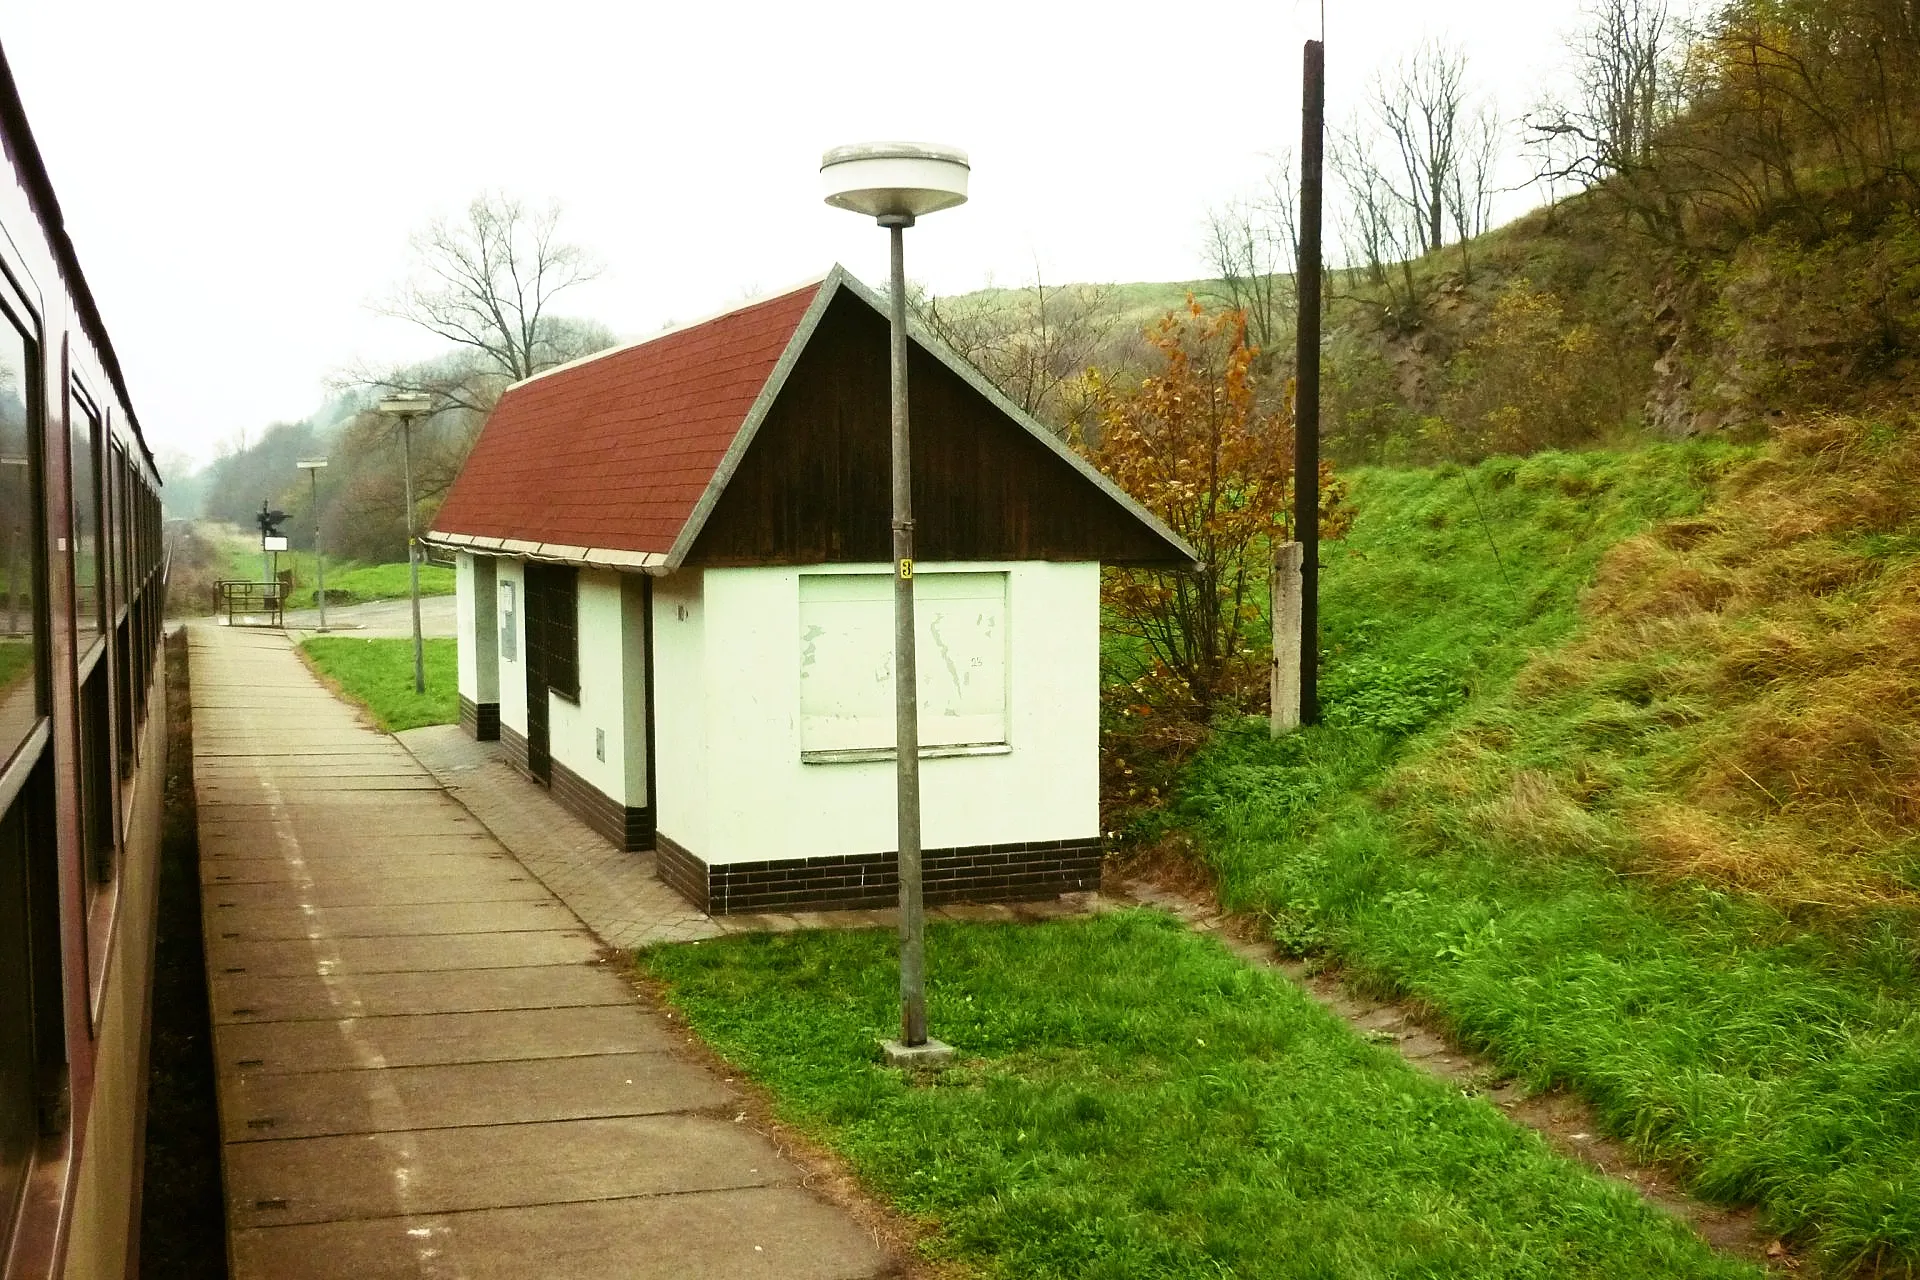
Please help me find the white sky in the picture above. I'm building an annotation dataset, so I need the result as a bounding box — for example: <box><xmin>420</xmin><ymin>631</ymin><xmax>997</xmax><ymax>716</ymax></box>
<box><xmin>5</xmin><ymin>0</ymin><xmax>1589</xmax><ymax>469</ymax></box>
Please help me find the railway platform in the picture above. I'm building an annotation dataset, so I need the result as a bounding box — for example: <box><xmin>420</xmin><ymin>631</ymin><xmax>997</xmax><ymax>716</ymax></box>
<box><xmin>189</xmin><ymin>623</ymin><xmax>886</xmax><ymax>1279</ymax></box>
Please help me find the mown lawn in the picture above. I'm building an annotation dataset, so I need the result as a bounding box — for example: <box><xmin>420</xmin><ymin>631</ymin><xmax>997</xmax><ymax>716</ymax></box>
<box><xmin>299</xmin><ymin>636</ymin><xmax>456</xmax><ymax>732</ymax></box>
<box><xmin>224</xmin><ymin>547</ymin><xmax>453</xmax><ymax>606</ymax></box>
<box><xmin>641</xmin><ymin>912</ymin><xmax>1756</xmax><ymax>1280</ymax></box>
<box><xmin>1161</xmin><ymin>440</ymin><xmax>1920</xmax><ymax>1273</ymax></box>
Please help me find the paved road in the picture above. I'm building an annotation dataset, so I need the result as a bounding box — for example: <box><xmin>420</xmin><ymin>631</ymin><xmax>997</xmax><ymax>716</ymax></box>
<box><xmin>190</xmin><ymin>624</ymin><xmax>886</xmax><ymax>1279</ymax></box>
<box><xmin>280</xmin><ymin>593</ymin><xmax>456</xmax><ymax>639</ymax></box>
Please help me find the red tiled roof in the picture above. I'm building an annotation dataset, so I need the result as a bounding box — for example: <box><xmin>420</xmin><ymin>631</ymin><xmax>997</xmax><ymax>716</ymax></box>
<box><xmin>431</xmin><ymin>280</ymin><xmax>823</xmax><ymax>556</ymax></box>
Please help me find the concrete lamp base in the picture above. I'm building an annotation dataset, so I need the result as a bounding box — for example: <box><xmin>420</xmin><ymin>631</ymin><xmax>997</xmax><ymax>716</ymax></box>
<box><xmin>881</xmin><ymin>1038</ymin><xmax>956</xmax><ymax>1070</ymax></box>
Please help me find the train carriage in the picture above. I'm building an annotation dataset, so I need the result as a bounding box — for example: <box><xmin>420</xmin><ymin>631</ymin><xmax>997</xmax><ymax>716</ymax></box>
<box><xmin>0</xmin><ymin>41</ymin><xmax>170</xmax><ymax>1280</ymax></box>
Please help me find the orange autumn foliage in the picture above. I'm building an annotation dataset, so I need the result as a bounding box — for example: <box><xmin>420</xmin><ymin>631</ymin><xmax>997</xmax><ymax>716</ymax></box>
<box><xmin>1088</xmin><ymin>301</ymin><xmax>1350</xmax><ymax>715</ymax></box>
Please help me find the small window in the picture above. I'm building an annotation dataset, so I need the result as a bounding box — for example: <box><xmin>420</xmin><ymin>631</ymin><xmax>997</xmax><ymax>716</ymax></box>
<box><xmin>499</xmin><ymin>580</ymin><xmax>517</xmax><ymax>662</ymax></box>
<box><xmin>799</xmin><ymin>571</ymin><xmax>1008</xmax><ymax>755</ymax></box>
<box><xmin>68</xmin><ymin>389</ymin><xmax>102</xmax><ymax>651</ymax></box>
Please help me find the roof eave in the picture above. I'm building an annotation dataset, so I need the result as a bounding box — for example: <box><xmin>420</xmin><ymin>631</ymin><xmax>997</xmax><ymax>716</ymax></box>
<box><xmin>423</xmin><ymin>530</ymin><xmax>671</xmax><ymax>572</ymax></box>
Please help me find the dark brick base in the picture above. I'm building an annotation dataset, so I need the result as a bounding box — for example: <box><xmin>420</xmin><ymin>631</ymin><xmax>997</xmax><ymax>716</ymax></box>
<box><xmin>458</xmin><ymin>695</ymin><xmax>500</xmax><ymax>741</ymax></box>
<box><xmin>550</xmin><ymin>756</ymin><xmax>652</xmax><ymax>852</ymax></box>
<box><xmin>500</xmin><ymin>722</ymin><xmax>528</xmax><ymax>773</ymax></box>
<box><xmin>653</xmin><ymin>834</ymin><xmax>1103</xmax><ymax>915</ymax></box>
<box><xmin>655</xmin><ymin>833</ymin><xmax>709</xmax><ymax>913</ymax></box>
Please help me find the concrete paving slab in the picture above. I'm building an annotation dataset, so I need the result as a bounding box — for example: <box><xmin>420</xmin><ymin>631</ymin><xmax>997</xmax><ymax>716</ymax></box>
<box><xmin>195</xmin><ymin>760</ymin><xmax>428</xmax><ymax>780</ymax></box>
<box><xmin>203</xmin><ymin>871</ymin><xmax>550</xmax><ymax>909</ymax></box>
<box><xmin>212</xmin><ymin>1004</ymin><xmax>678</xmax><ymax>1075</ymax></box>
<box><xmin>222</xmin><ymin>1052</ymin><xmax>733</xmax><ymax>1142</ymax></box>
<box><xmin>226</xmin><ymin>1114</ymin><xmax>793</xmax><ymax>1227</ymax></box>
<box><xmin>204</xmin><ymin>930</ymin><xmax>603</xmax><ymax>978</ymax></box>
<box><xmin>229</xmin><ymin>1186</ymin><xmax>888</xmax><ymax>1280</ymax></box>
<box><xmin>205</xmin><ymin>897</ymin><xmax>570</xmax><ymax>941</ymax></box>
<box><xmin>210</xmin><ymin>963</ymin><xmax>636</xmax><ymax>1024</ymax></box>
<box><xmin>202</xmin><ymin>849</ymin><xmax>518</xmax><ymax>886</ymax></box>
<box><xmin>200</xmin><ymin>827</ymin><xmax>492</xmax><ymax>854</ymax></box>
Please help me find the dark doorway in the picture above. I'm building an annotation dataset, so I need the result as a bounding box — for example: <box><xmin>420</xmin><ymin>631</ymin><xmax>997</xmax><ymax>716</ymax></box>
<box><xmin>522</xmin><ymin>563</ymin><xmax>578</xmax><ymax>788</ymax></box>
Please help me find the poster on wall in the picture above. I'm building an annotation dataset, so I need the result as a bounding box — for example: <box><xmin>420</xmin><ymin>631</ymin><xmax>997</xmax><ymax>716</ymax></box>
<box><xmin>799</xmin><ymin>571</ymin><xmax>1008</xmax><ymax>754</ymax></box>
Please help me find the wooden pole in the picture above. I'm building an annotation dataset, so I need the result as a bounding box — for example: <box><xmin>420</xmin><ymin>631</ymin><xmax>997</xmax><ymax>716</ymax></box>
<box><xmin>1294</xmin><ymin>39</ymin><xmax>1325</xmax><ymax>726</ymax></box>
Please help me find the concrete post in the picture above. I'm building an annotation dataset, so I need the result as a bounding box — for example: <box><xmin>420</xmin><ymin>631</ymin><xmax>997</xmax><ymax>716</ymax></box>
<box><xmin>1271</xmin><ymin>541</ymin><xmax>1303</xmax><ymax>736</ymax></box>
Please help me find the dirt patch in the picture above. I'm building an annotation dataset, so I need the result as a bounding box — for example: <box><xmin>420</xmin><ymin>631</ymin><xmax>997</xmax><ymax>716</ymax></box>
<box><xmin>1111</xmin><ymin>871</ymin><xmax>1795</xmax><ymax>1273</ymax></box>
<box><xmin>139</xmin><ymin>626</ymin><xmax>230</xmax><ymax>1276</ymax></box>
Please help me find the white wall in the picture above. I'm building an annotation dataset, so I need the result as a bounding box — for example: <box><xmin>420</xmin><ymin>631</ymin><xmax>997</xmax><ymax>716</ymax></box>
<box><xmin>546</xmin><ymin>569</ymin><xmax>645</xmax><ymax>806</ymax></box>
<box><xmin>620</xmin><ymin>575</ymin><xmax>651</xmax><ymax>807</ymax></box>
<box><xmin>496</xmin><ymin>557</ymin><xmax>527</xmax><ymax>736</ymax></box>
<box><xmin>454</xmin><ymin>553</ymin><xmax>499</xmax><ymax>706</ymax></box>
<box><xmin>656</xmin><ymin>561</ymin><xmax>1098</xmax><ymax>866</ymax></box>
<box><xmin>652</xmin><ymin>571</ymin><xmax>708</xmax><ymax>854</ymax></box>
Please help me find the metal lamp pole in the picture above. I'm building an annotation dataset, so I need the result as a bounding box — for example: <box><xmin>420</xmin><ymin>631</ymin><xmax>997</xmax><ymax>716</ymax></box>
<box><xmin>821</xmin><ymin>142</ymin><xmax>970</xmax><ymax>1067</ymax></box>
<box><xmin>880</xmin><ymin>211</ymin><xmax>927</xmax><ymax>1047</ymax></box>
<box><xmin>299</xmin><ymin>458</ymin><xmax>329</xmax><ymax>633</ymax></box>
<box><xmin>378</xmin><ymin>394</ymin><xmax>434</xmax><ymax>693</ymax></box>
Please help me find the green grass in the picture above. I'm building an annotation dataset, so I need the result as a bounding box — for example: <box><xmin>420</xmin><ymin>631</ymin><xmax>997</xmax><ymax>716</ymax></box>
<box><xmin>1165</xmin><ymin>444</ymin><xmax>1920</xmax><ymax>1273</ymax></box>
<box><xmin>299</xmin><ymin>637</ymin><xmax>457</xmax><ymax>732</ymax></box>
<box><xmin>641</xmin><ymin>913</ymin><xmax>1758</xmax><ymax>1279</ymax></box>
<box><xmin>223</xmin><ymin>547</ymin><xmax>453</xmax><ymax>606</ymax></box>
<box><xmin>0</xmin><ymin>637</ymin><xmax>31</xmax><ymax>695</ymax></box>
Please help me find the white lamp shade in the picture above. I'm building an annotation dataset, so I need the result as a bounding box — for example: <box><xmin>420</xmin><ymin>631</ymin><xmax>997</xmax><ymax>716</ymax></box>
<box><xmin>821</xmin><ymin>142</ymin><xmax>969</xmax><ymax>219</ymax></box>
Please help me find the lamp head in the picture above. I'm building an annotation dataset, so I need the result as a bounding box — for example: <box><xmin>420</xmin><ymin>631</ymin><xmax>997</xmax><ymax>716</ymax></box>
<box><xmin>376</xmin><ymin>393</ymin><xmax>434</xmax><ymax>417</ymax></box>
<box><xmin>821</xmin><ymin>142</ymin><xmax>969</xmax><ymax>221</ymax></box>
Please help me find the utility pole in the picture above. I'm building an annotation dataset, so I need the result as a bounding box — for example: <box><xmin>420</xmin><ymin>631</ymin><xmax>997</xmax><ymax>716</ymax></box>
<box><xmin>1295</xmin><ymin>38</ymin><xmax>1325</xmax><ymax>726</ymax></box>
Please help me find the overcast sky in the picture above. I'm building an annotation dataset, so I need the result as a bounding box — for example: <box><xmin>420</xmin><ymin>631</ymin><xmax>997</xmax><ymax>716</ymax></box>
<box><xmin>6</xmin><ymin>0</ymin><xmax>1593</xmax><ymax>471</ymax></box>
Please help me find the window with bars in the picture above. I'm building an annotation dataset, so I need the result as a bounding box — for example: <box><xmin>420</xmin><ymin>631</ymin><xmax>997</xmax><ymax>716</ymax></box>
<box><xmin>526</xmin><ymin>563</ymin><xmax>579</xmax><ymax>702</ymax></box>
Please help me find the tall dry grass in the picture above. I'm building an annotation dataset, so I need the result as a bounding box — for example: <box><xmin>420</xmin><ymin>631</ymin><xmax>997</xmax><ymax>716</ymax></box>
<box><xmin>1461</xmin><ymin>411</ymin><xmax>1920</xmax><ymax>911</ymax></box>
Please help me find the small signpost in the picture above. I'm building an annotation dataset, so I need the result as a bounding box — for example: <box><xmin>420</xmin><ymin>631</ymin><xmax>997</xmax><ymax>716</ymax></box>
<box><xmin>256</xmin><ymin>501</ymin><xmax>289</xmax><ymax>609</ymax></box>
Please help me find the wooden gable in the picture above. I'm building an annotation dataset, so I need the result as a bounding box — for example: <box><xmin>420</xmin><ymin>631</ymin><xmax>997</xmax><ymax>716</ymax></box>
<box><xmin>686</xmin><ymin>289</ymin><xmax>1189</xmax><ymax>568</ymax></box>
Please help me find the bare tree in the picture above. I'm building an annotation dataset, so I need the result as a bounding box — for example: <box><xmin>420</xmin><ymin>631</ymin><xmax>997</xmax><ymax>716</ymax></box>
<box><xmin>919</xmin><ymin>268</ymin><xmax>1123</xmax><ymax>436</ymax></box>
<box><xmin>386</xmin><ymin>193</ymin><xmax>606</xmax><ymax>381</ymax></box>
<box><xmin>1527</xmin><ymin>0</ymin><xmax>1677</xmax><ymax>190</ymax></box>
<box><xmin>1376</xmin><ymin>41</ymin><xmax>1472</xmax><ymax>256</ymax></box>
<box><xmin>1447</xmin><ymin>104</ymin><xmax>1503</xmax><ymax>280</ymax></box>
<box><xmin>349</xmin><ymin>192</ymin><xmax>613</xmax><ymax>425</ymax></box>
<box><xmin>1331</xmin><ymin>124</ymin><xmax>1428</xmax><ymax>327</ymax></box>
<box><xmin>1202</xmin><ymin>151</ymin><xmax>1299</xmax><ymax>360</ymax></box>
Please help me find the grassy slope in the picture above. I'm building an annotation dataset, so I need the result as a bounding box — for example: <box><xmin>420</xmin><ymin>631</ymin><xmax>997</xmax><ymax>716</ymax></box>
<box><xmin>298</xmin><ymin>637</ymin><xmax>457</xmax><ymax>732</ymax></box>
<box><xmin>644</xmin><ymin>913</ymin><xmax>1755</xmax><ymax>1280</ymax></box>
<box><xmin>1179</xmin><ymin>435</ymin><xmax>1920</xmax><ymax>1273</ymax></box>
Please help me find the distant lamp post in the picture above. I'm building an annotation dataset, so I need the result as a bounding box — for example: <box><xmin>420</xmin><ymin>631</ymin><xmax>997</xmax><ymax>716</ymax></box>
<box><xmin>820</xmin><ymin>141</ymin><xmax>969</xmax><ymax>1068</ymax></box>
<box><xmin>297</xmin><ymin>458</ymin><xmax>329</xmax><ymax>633</ymax></box>
<box><xmin>377</xmin><ymin>393</ymin><xmax>434</xmax><ymax>693</ymax></box>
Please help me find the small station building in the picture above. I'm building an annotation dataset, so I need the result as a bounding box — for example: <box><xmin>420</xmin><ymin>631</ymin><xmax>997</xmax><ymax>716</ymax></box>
<box><xmin>427</xmin><ymin>267</ymin><xmax>1193</xmax><ymax>914</ymax></box>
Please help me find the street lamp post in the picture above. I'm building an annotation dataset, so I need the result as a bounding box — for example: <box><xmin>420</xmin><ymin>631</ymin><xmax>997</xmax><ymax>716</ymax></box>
<box><xmin>821</xmin><ymin>141</ymin><xmax>969</xmax><ymax>1068</ymax></box>
<box><xmin>298</xmin><ymin>458</ymin><xmax>329</xmax><ymax>633</ymax></box>
<box><xmin>377</xmin><ymin>394</ymin><xmax>434</xmax><ymax>693</ymax></box>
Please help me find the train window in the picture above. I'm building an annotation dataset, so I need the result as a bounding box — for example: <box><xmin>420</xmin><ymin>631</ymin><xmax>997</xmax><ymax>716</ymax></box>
<box><xmin>0</xmin><ymin>315</ymin><xmax>42</xmax><ymax>773</ymax></box>
<box><xmin>69</xmin><ymin>389</ymin><xmax>102</xmax><ymax>653</ymax></box>
<box><xmin>0</xmin><ymin>762</ymin><xmax>60</xmax><ymax>1262</ymax></box>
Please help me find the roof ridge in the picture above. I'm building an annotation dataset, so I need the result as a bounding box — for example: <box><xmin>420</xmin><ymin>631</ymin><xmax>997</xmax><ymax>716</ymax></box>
<box><xmin>510</xmin><ymin>270</ymin><xmax>834</xmax><ymax>391</ymax></box>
